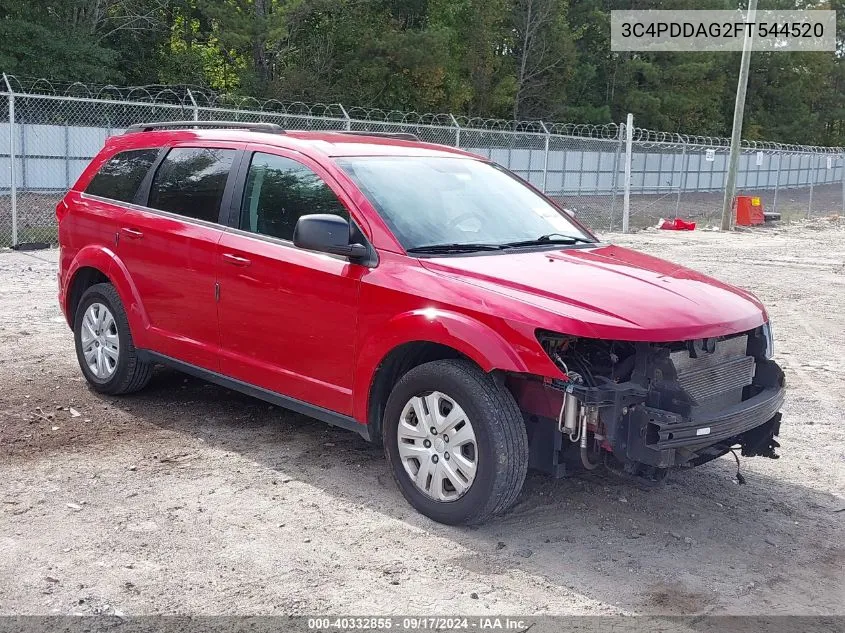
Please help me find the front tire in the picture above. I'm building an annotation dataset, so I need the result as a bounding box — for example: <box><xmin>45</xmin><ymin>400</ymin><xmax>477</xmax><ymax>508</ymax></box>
<box><xmin>73</xmin><ymin>283</ymin><xmax>152</xmax><ymax>395</ymax></box>
<box><xmin>383</xmin><ymin>359</ymin><xmax>528</xmax><ymax>525</ymax></box>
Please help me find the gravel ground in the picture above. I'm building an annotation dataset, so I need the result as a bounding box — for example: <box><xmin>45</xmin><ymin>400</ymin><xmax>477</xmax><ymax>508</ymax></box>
<box><xmin>0</xmin><ymin>219</ymin><xmax>842</xmax><ymax>617</ymax></box>
<box><xmin>558</xmin><ymin>183</ymin><xmax>845</xmax><ymax>233</ymax></box>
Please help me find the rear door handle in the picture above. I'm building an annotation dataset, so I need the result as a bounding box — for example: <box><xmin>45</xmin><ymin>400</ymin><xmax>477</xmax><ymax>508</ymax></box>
<box><xmin>121</xmin><ymin>227</ymin><xmax>144</xmax><ymax>239</ymax></box>
<box><xmin>222</xmin><ymin>253</ymin><xmax>251</xmax><ymax>267</ymax></box>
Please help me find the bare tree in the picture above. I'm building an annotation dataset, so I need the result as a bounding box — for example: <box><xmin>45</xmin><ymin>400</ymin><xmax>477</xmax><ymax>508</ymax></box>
<box><xmin>63</xmin><ymin>0</ymin><xmax>168</xmax><ymax>42</ymax></box>
<box><xmin>512</xmin><ymin>0</ymin><xmax>567</xmax><ymax>120</ymax></box>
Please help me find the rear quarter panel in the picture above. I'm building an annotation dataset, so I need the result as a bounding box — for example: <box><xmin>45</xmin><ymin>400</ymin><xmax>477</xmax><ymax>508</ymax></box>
<box><xmin>58</xmin><ymin>138</ymin><xmax>158</xmax><ymax>332</ymax></box>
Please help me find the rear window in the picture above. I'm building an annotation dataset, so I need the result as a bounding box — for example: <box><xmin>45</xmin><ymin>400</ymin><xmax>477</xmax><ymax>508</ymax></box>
<box><xmin>147</xmin><ymin>147</ymin><xmax>236</xmax><ymax>223</ymax></box>
<box><xmin>84</xmin><ymin>149</ymin><xmax>159</xmax><ymax>203</ymax></box>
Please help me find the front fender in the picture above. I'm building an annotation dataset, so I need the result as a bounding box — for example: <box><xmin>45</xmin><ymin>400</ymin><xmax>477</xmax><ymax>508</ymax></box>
<box><xmin>63</xmin><ymin>246</ymin><xmax>150</xmax><ymax>346</ymax></box>
<box><xmin>352</xmin><ymin>308</ymin><xmax>546</xmax><ymax>422</ymax></box>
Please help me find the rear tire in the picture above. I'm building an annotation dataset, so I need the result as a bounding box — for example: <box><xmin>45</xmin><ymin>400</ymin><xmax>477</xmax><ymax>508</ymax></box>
<box><xmin>73</xmin><ymin>283</ymin><xmax>152</xmax><ymax>395</ymax></box>
<box><xmin>383</xmin><ymin>359</ymin><xmax>528</xmax><ymax>525</ymax></box>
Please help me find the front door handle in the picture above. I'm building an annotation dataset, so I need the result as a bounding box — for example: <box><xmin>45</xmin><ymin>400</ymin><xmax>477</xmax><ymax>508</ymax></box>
<box><xmin>121</xmin><ymin>227</ymin><xmax>144</xmax><ymax>239</ymax></box>
<box><xmin>222</xmin><ymin>253</ymin><xmax>251</xmax><ymax>267</ymax></box>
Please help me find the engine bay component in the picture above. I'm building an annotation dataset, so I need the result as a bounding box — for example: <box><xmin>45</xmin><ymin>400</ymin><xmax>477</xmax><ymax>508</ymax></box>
<box><xmin>560</xmin><ymin>391</ymin><xmax>580</xmax><ymax>435</ymax></box>
<box><xmin>579</xmin><ymin>406</ymin><xmax>600</xmax><ymax>471</ymax></box>
<box><xmin>516</xmin><ymin>326</ymin><xmax>784</xmax><ymax>480</ymax></box>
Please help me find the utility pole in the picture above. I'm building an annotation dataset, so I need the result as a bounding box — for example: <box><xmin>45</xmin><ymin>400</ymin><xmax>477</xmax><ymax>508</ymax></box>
<box><xmin>622</xmin><ymin>113</ymin><xmax>633</xmax><ymax>233</ymax></box>
<box><xmin>720</xmin><ymin>0</ymin><xmax>757</xmax><ymax>231</ymax></box>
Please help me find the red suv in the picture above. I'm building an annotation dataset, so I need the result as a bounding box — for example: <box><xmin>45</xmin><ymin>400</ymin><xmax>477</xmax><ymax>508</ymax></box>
<box><xmin>57</xmin><ymin>122</ymin><xmax>785</xmax><ymax>525</ymax></box>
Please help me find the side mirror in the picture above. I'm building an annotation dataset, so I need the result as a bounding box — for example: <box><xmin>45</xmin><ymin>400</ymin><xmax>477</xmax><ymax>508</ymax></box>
<box><xmin>293</xmin><ymin>214</ymin><xmax>368</xmax><ymax>260</ymax></box>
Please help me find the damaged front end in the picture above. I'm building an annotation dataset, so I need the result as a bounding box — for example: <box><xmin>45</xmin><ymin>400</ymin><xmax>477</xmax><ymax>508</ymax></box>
<box><xmin>508</xmin><ymin>325</ymin><xmax>785</xmax><ymax>480</ymax></box>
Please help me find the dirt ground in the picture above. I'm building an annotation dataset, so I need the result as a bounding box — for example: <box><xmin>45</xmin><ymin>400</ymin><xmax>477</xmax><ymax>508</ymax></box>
<box><xmin>0</xmin><ymin>219</ymin><xmax>842</xmax><ymax>617</ymax></box>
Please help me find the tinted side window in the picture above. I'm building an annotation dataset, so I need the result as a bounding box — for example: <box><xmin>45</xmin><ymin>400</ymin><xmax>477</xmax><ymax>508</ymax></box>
<box><xmin>148</xmin><ymin>147</ymin><xmax>236</xmax><ymax>223</ymax></box>
<box><xmin>240</xmin><ymin>153</ymin><xmax>348</xmax><ymax>241</ymax></box>
<box><xmin>85</xmin><ymin>149</ymin><xmax>159</xmax><ymax>203</ymax></box>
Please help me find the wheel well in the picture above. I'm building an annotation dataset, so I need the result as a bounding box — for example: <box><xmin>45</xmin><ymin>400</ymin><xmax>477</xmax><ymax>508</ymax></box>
<box><xmin>367</xmin><ymin>341</ymin><xmax>472</xmax><ymax>443</ymax></box>
<box><xmin>68</xmin><ymin>267</ymin><xmax>110</xmax><ymax>324</ymax></box>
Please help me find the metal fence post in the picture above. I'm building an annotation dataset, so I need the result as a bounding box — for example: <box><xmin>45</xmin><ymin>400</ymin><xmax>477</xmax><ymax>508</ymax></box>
<box><xmin>674</xmin><ymin>139</ymin><xmax>688</xmax><ymax>216</ymax></box>
<box><xmin>450</xmin><ymin>114</ymin><xmax>461</xmax><ymax>149</ymax></box>
<box><xmin>64</xmin><ymin>124</ymin><xmax>70</xmax><ymax>192</ymax></box>
<box><xmin>576</xmin><ymin>138</ymin><xmax>585</xmax><ymax>196</ymax></box>
<box><xmin>19</xmin><ymin>111</ymin><xmax>26</xmax><ymax>192</ymax></box>
<box><xmin>622</xmin><ymin>113</ymin><xmax>633</xmax><ymax>233</ymax></box>
<box><xmin>186</xmin><ymin>89</ymin><xmax>199</xmax><ymax>121</ymax></box>
<box><xmin>539</xmin><ymin>121</ymin><xmax>550</xmax><ymax>193</ymax></box>
<box><xmin>772</xmin><ymin>151</ymin><xmax>782</xmax><ymax>215</ymax></box>
<box><xmin>609</xmin><ymin>123</ymin><xmax>624</xmax><ymax>231</ymax></box>
<box><xmin>339</xmin><ymin>104</ymin><xmax>351</xmax><ymax>132</ymax></box>
<box><xmin>3</xmin><ymin>73</ymin><xmax>17</xmax><ymax>247</ymax></box>
<box><xmin>808</xmin><ymin>152</ymin><xmax>818</xmax><ymax>218</ymax></box>
<box><xmin>841</xmin><ymin>153</ymin><xmax>845</xmax><ymax>216</ymax></box>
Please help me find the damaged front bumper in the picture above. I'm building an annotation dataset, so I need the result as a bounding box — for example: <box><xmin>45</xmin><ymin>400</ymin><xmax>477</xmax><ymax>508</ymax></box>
<box><xmin>622</xmin><ymin>372</ymin><xmax>784</xmax><ymax>469</ymax></box>
<box><xmin>510</xmin><ymin>328</ymin><xmax>786</xmax><ymax>477</ymax></box>
<box><xmin>634</xmin><ymin>387</ymin><xmax>783</xmax><ymax>454</ymax></box>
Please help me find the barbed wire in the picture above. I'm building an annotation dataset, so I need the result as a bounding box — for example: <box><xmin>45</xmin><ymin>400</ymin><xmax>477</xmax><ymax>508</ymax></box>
<box><xmin>629</xmin><ymin>126</ymin><xmax>841</xmax><ymax>154</ymax></box>
<box><xmin>1</xmin><ymin>74</ymin><xmax>842</xmax><ymax>154</ymax></box>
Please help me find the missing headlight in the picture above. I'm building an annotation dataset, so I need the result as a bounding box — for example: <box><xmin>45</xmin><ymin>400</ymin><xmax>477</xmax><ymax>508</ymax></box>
<box><xmin>535</xmin><ymin>330</ymin><xmax>637</xmax><ymax>386</ymax></box>
<box><xmin>762</xmin><ymin>321</ymin><xmax>774</xmax><ymax>359</ymax></box>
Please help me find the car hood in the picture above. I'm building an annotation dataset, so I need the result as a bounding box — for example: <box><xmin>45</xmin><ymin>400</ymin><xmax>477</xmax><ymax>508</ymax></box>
<box><xmin>419</xmin><ymin>244</ymin><xmax>768</xmax><ymax>341</ymax></box>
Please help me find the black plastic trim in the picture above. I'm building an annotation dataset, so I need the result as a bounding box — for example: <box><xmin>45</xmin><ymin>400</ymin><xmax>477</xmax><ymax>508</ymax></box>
<box><xmin>137</xmin><ymin>350</ymin><xmax>371</xmax><ymax>441</ymax></box>
<box><xmin>218</xmin><ymin>150</ymin><xmax>248</xmax><ymax>225</ymax></box>
<box><xmin>336</xmin><ymin>131</ymin><xmax>419</xmax><ymax>141</ymax></box>
<box><xmin>125</xmin><ymin>121</ymin><xmax>284</xmax><ymax>134</ymax></box>
<box><xmin>131</xmin><ymin>146</ymin><xmax>168</xmax><ymax>207</ymax></box>
<box><xmin>644</xmin><ymin>386</ymin><xmax>785</xmax><ymax>450</ymax></box>
<box><xmin>226</xmin><ymin>148</ymin><xmax>252</xmax><ymax>228</ymax></box>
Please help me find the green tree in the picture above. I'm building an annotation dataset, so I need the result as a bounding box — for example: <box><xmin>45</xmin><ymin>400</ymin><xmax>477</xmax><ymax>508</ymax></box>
<box><xmin>0</xmin><ymin>0</ymin><xmax>843</xmax><ymax>146</ymax></box>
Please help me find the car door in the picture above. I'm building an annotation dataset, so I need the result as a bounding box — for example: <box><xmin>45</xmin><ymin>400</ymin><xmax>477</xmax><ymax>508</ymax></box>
<box><xmin>116</xmin><ymin>141</ymin><xmax>244</xmax><ymax>371</ymax></box>
<box><xmin>217</xmin><ymin>148</ymin><xmax>365</xmax><ymax>415</ymax></box>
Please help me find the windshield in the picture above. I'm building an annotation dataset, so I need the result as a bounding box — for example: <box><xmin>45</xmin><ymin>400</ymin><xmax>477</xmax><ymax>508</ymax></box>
<box><xmin>337</xmin><ymin>157</ymin><xmax>593</xmax><ymax>251</ymax></box>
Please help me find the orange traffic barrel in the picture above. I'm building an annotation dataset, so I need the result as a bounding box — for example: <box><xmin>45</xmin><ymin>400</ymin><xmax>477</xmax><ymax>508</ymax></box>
<box><xmin>735</xmin><ymin>195</ymin><xmax>765</xmax><ymax>226</ymax></box>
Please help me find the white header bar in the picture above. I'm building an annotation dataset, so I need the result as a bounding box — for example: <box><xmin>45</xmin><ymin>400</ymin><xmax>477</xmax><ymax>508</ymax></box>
<box><xmin>611</xmin><ymin>10</ymin><xmax>836</xmax><ymax>52</ymax></box>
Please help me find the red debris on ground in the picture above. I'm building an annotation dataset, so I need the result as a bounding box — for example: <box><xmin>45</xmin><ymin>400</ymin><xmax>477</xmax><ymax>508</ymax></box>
<box><xmin>657</xmin><ymin>217</ymin><xmax>696</xmax><ymax>231</ymax></box>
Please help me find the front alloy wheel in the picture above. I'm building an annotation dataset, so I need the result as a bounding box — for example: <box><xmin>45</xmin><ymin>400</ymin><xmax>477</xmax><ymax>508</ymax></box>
<box><xmin>383</xmin><ymin>359</ymin><xmax>529</xmax><ymax>525</ymax></box>
<box><xmin>397</xmin><ymin>391</ymin><xmax>478</xmax><ymax>501</ymax></box>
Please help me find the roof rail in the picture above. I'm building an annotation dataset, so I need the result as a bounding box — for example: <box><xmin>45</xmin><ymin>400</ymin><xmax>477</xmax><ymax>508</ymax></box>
<box><xmin>124</xmin><ymin>120</ymin><xmax>284</xmax><ymax>134</ymax></box>
<box><xmin>336</xmin><ymin>131</ymin><xmax>420</xmax><ymax>142</ymax></box>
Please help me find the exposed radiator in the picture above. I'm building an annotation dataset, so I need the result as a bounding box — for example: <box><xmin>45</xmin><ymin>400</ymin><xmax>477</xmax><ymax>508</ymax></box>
<box><xmin>670</xmin><ymin>335</ymin><xmax>755</xmax><ymax>407</ymax></box>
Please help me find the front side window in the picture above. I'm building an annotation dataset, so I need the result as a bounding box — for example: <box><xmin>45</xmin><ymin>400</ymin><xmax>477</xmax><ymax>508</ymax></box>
<box><xmin>148</xmin><ymin>147</ymin><xmax>236</xmax><ymax>223</ymax></box>
<box><xmin>240</xmin><ymin>152</ymin><xmax>348</xmax><ymax>241</ymax></box>
<box><xmin>339</xmin><ymin>156</ymin><xmax>593</xmax><ymax>251</ymax></box>
<box><xmin>85</xmin><ymin>149</ymin><xmax>159</xmax><ymax>203</ymax></box>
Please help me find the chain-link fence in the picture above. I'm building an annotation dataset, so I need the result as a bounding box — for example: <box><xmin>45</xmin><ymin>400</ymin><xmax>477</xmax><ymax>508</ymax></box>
<box><xmin>626</xmin><ymin>131</ymin><xmax>845</xmax><ymax>229</ymax></box>
<box><xmin>2</xmin><ymin>74</ymin><xmax>844</xmax><ymax>247</ymax></box>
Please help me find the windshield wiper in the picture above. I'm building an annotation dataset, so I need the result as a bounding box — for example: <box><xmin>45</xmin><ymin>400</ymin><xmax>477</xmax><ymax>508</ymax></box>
<box><xmin>407</xmin><ymin>242</ymin><xmax>506</xmax><ymax>254</ymax></box>
<box><xmin>502</xmin><ymin>233</ymin><xmax>594</xmax><ymax>248</ymax></box>
<box><xmin>407</xmin><ymin>234</ymin><xmax>594</xmax><ymax>254</ymax></box>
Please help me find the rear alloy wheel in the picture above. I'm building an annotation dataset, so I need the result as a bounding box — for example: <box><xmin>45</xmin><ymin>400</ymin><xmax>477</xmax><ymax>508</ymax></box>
<box><xmin>73</xmin><ymin>283</ymin><xmax>153</xmax><ymax>395</ymax></box>
<box><xmin>383</xmin><ymin>359</ymin><xmax>528</xmax><ymax>525</ymax></box>
<box><xmin>79</xmin><ymin>302</ymin><xmax>120</xmax><ymax>380</ymax></box>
